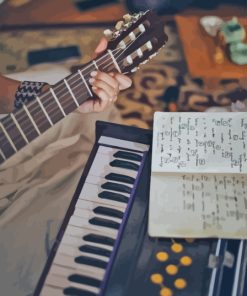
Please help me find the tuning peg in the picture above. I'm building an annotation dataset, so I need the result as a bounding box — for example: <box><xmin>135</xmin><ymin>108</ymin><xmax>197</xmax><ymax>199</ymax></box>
<box><xmin>103</xmin><ymin>29</ymin><xmax>113</xmax><ymax>38</ymax></box>
<box><xmin>123</xmin><ymin>13</ymin><xmax>132</xmax><ymax>23</ymax></box>
<box><xmin>115</xmin><ymin>20</ymin><xmax>124</xmax><ymax>31</ymax></box>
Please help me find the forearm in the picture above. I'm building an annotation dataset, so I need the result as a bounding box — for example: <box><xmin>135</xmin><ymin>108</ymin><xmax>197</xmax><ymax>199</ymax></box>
<box><xmin>0</xmin><ymin>75</ymin><xmax>21</xmax><ymax>114</ymax></box>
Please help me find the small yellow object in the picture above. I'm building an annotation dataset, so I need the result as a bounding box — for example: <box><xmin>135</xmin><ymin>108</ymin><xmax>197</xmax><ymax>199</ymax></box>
<box><xmin>171</xmin><ymin>243</ymin><xmax>183</xmax><ymax>253</ymax></box>
<box><xmin>160</xmin><ymin>287</ymin><xmax>173</xmax><ymax>296</ymax></box>
<box><xmin>174</xmin><ymin>278</ymin><xmax>187</xmax><ymax>289</ymax></box>
<box><xmin>185</xmin><ymin>238</ymin><xmax>195</xmax><ymax>243</ymax></box>
<box><xmin>166</xmin><ymin>265</ymin><xmax>178</xmax><ymax>275</ymax></box>
<box><xmin>180</xmin><ymin>256</ymin><xmax>192</xmax><ymax>266</ymax></box>
<box><xmin>150</xmin><ymin>273</ymin><xmax>163</xmax><ymax>284</ymax></box>
<box><xmin>156</xmin><ymin>251</ymin><xmax>169</xmax><ymax>262</ymax></box>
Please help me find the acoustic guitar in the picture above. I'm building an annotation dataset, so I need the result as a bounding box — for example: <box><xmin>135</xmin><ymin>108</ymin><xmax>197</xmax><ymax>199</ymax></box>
<box><xmin>0</xmin><ymin>10</ymin><xmax>168</xmax><ymax>166</ymax></box>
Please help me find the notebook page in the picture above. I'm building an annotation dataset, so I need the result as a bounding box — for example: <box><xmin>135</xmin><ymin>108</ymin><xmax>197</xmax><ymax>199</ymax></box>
<box><xmin>152</xmin><ymin>112</ymin><xmax>247</xmax><ymax>173</ymax></box>
<box><xmin>149</xmin><ymin>173</ymin><xmax>247</xmax><ymax>238</ymax></box>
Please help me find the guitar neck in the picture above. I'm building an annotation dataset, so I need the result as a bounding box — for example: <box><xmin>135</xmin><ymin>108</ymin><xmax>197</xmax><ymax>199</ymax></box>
<box><xmin>0</xmin><ymin>52</ymin><xmax>118</xmax><ymax>165</ymax></box>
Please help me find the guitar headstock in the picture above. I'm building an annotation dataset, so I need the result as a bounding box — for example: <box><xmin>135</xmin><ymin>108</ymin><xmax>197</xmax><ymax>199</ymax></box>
<box><xmin>105</xmin><ymin>10</ymin><xmax>168</xmax><ymax>74</ymax></box>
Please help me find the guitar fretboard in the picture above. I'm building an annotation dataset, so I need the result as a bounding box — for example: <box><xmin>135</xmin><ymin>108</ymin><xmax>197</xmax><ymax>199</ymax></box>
<box><xmin>0</xmin><ymin>52</ymin><xmax>118</xmax><ymax>164</ymax></box>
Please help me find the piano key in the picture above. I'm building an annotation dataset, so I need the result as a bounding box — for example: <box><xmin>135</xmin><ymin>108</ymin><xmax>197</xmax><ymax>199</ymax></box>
<box><xmin>86</xmin><ymin>175</ymin><xmax>134</xmax><ymax>190</ymax></box>
<box><xmin>98</xmin><ymin>136</ymin><xmax>149</xmax><ymax>152</ymax></box>
<box><xmin>53</xmin><ymin>253</ymin><xmax>105</xmax><ymax>277</ymax></box>
<box><xmin>50</xmin><ymin>263</ymin><xmax>103</xmax><ymax>282</ymax></box>
<box><xmin>89</xmin><ymin>217</ymin><xmax>121</xmax><ymax>230</ymax></box>
<box><xmin>75</xmin><ymin>198</ymin><xmax>127</xmax><ymax>214</ymax></box>
<box><xmin>45</xmin><ymin>273</ymin><xmax>100</xmax><ymax>294</ymax></box>
<box><xmin>79</xmin><ymin>183</ymin><xmax>128</xmax><ymax>208</ymax></box>
<box><xmin>75</xmin><ymin>255</ymin><xmax>108</xmax><ymax>269</ymax></box>
<box><xmin>83</xmin><ymin>233</ymin><xmax>115</xmax><ymax>247</ymax></box>
<box><xmin>75</xmin><ymin>200</ymin><xmax>125</xmax><ymax>219</ymax></box>
<box><xmin>110</xmin><ymin>159</ymin><xmax>139</xmax><ymax>171</ymax></box>
<box><xmin>101</xmin><ymin>182</ymin><xmax>132</xmax><ymax>194</ymax></box>
<box><xmin>58</xmin><ymin>243</ymin><xmax>110</xmax><ymax>262</ymax></box>
<box><xmin>73</xmin><ymin>208</ymin><xmax>122</xmax><ymax>224</ymax></box>
<box><xmin>79</xmin><ymin>244</ymin><xmax>112</xmax><ymax>258</ymax></box>
<box><xmin>113</xmin><ymin>150</ymin><xmax>143</xmax><ymax>162</ymax></box>
<box><xmin>40</xmin><ymin>285</ymin><xmax>63</xmax><ymax>296</ymax></box>
<box><xmin>98</xmin><ymin>191</ymin><xmax>129</xmax><ymax>204</ymax></box>
<box><xmin>64</xmin><ymin>225</ymin><xmax>116</xmax><ymax>247</ymax></box>
<box><xmin>64</xmin><ymin>286</ymin><xmax>97</xmax><ymax>296</ymax></box>
<box><xmin>69</xmin><ymin>216</ymin><xmax>118</xmax><ymax>236</ymax></box>
<box><xmin>69</xmin><ymin>274</ymin><xmax>101</xmax><ymax>288</ymax></box>
<box><xmin>93</xmin><ymin>206</ymin><xmax>124</xmax><ymax>219</ymax></box>
<box><xmin>105</xmin><ymin>173</ymin><xmax>135</xmax><ymax>185</ymax></box>
<box><xmin>89</xmin><ymin>153</ymin><xmax>138</xmax><ymax>179</ymax></box>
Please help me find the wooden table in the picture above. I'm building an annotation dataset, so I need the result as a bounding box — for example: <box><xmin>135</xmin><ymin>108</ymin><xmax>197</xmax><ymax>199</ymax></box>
<box><xmin>175</xmin><ymin>6</ymin><xmax>247</xmax><ymax>89</ymax></box>
<box><xmin>0</xmin><ymin>0</ymin><xmax>127</xmax><ymax>29</ymax></box>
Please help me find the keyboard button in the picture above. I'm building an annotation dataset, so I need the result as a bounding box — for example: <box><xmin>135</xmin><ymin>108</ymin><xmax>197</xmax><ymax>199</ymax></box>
<box><xmin>113</xmin><ymin>150</ymin><xmax>142</xmax><ymax>162</ymax></box>
<box><xmin>105</xmin><ymin>173</ymin><xmax>135</xmax><ymax>184</ymax></box>
<box><xmin>69</xmin><ymin>274</ymin><xmax>101</xmax><ymax>288</ymax></box>
<box><xmin>83</xmin><ymin>234</ymin><xmax>115</xmax><ymax>247</ymax></box>
<box><xmin>101</xmin><ymin>182</ymin><xmax>132</xmax><ymax>194</ymax></box>
<box><xmin>64</xmin><ymin>287</ymin><xmax>97</xmax><ymax>296</ymax></box>
<box><xmin>98</xmin><ymin>191</ymin><xmax>129</xmax><ymax>203</ymax></box>
<box><xmin>89</xmin><ymin>217</ymin><xmax>121</xmax><ymax>230</ymax></box>
<box><xmin>110</xmin><ymin>159</ymin><xmax>139</xmax><ymax>171</ymax></box>
<box><xmin>75</xmin><ymin>256</ymin><xmax>108</xmax><ymax>269</ymax></box>
<box><xmin>79</xmin><ymin>245</ymin><xmax>111</xmax><ymax>258</ymax></box>
<box><xmin>93</xmin><ymin>206</ymin><xmax>124</xmax><ymax>219</ymax></box>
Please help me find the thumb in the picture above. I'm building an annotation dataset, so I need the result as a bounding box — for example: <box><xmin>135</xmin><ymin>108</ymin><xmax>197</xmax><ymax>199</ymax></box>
<box><xmin>93</xmin><ymin>37</ymin><xmax>108</xmax><ymax>58</ymax></box>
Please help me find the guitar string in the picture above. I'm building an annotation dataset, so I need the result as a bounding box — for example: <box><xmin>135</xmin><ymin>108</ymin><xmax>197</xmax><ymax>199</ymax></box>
<box><xmin>0</xmin><ymin>31</ymin><xmax>147</xmax><ymax>150</ymax></box>
<box><xmin>1</xmin><ymin>32</ymin><xmax>140</xmax><ymax>129</ymax></box>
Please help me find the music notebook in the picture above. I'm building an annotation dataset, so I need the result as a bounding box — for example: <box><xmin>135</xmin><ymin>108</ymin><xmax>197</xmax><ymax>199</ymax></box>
<box><xmin>148</xmin><ymin>112</ymin><xmax>247</xmax><ymax>239</ymax></box>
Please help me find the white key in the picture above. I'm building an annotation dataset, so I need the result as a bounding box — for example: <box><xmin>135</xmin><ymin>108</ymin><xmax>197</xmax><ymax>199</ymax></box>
<box><xmin>50</xmin><ymin>263</ymin><xmax>103</xmax><ymax>281</ymax></box>
<box><xmin>98</xmin><ymin>145</ymin><xmax>143</xmax><ymax>158</ymax></box>
<box><xmin>58</xmin><ymin>243</ymin><xmax>110</xmax><ymax>262</ymax></box>
<box><xmin>75</xmin><ymin>199</ymin><xmax>126</xmax><ymax>215</ymax></box>
<box><xmin>89</xmin><ymin>153</ymin><xmax>139</xmax><ymax>179</ymax></box>
<box><xmin>40</xmin><ymin>285</ymin><xmax>63</xmax><ymax>296</ymax></box>
<box><xmin>53</xmin><ymin>253</ymin><xmax>105</xmax><ymax>277</ymax></box>
<box><xmin>79</xmin><ymin>183</ymin><xmax>128</xmax><ymax>209</ymax></box>
<box><xmin>69</xmin><ymin>215</ymin><xmax>118</xmax><ymax>236</ymax></box>
<box><xmin>45</xmin><ymin>273</ymin><xmax>99</xmax><ymax>294</ymax></box>
<box><xmin>64</xmin><ymin>225</ymin><xmax>116</xmax><ymax>249</ymax></box>
<box><xmin>73</xmin><ymin>208</ymin><xmax>122</xmax><ymax>224</ymax></box>
<box><xmin>98</xmin><ymin>136</ymin><xmax>149</xmax><ymax>152</ymax></box>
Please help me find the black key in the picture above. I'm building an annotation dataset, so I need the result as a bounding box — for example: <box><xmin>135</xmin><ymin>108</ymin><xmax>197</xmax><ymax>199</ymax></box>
<box><xmin>98</xmin><ymin>191</ymin><xmax>128</xmax><ymax>203</ymax></box>
<box><xmin>69</xmin><ymin>274</ymin><xmax>101</xmax><ymax>288</ymax></box>
<box><xmin>79</xmin><ymin>244</ymin><xmax>111</xmax><ymax>257</ymax></box>
<box><xmin>64</xmin><ymin>287</ymin><xmax>96</xmax><ymax>296</ymax></box>
<box><xmin>101</xmin><ymin>182</ymin><xmax>131</xmax><ymax>194</ymax></box>
<box><xmin>83</xmin><ymin>234</ymin><xmax>115</xmax><ymax>246</ymax></box>
<box><xmin>113</xmin><ymin>150</ymin><xmax>142</xmax><ymax>162</ymax></box>
<box><xmin>93</xmin><ymin>206</ymin><xmax>124</xmax><ymax>219</ymax></box>
<box><xmin>89</xmin><ymin>217</ymin><xmax>120</xmax><ymax>230</ymax></box>
<box><xmin>110</xmin><ymin>159</ymin><xmax>139</xmax><ymax>171</ymax></box>
<box><xmin>75</xmin><ymin>255</ymin><xmax>107</xmax><ymax>269</ymax></box>
<box><xmin>105</xmin><ymin>173</ymin><xmax>135</xmax><ymax>185</ymax></box>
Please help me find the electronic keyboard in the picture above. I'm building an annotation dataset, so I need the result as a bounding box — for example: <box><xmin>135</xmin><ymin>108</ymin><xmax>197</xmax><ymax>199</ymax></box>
<box><xmin>34</xmin><ymin>121</ymin><xmax>247</xmax><ymax>296</ymax></box>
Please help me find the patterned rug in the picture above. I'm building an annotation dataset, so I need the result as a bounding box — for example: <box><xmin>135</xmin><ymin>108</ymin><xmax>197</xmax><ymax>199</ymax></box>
<box><xmin>1</xmin><ymin>20</ymin><xmax>247</xmax><ymax>129</ymax></box>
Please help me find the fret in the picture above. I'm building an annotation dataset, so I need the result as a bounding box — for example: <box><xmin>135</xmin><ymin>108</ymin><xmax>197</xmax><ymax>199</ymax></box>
<box><xmin>36</xmin><ymin>96</ymin><xmax>54</xmax><ymax>126</ymax></box>
<box><xmin>52</xmin><ymin>83</ymin><xmax>76</xmax><ymax>115</ymax></box>
<box><xmin>63</xmin><ymin>79</ymin><xmax>80</xmax><ymax>107</ymax></box>
<box><xmin>0</xmin><ymin>123</ymin><xmax>16</xmax><ymax>158</ymax></box>
<box><xmin>10</xmin><ymin>113</ymin><xmax>29</xmax><ymax>144</ymax></box>
<box><xmin>92</xmin><ymin>60</ymin><xmax>99</xmax><ymax>70</ymax></box>
<box><xmin>50</xmin><ymin>88</ymin><xmax>66</xmax><ymax>116</ymax></box>
<box><xmin>23</xmin><ymin>104</ymin><xmax>41</xmax><ymax>136</ymax></box>
<box><xmin>78</xmin><ymin>70</ymin><xmax>93</xmax><ymax>97</ymax></box>
<box><xmin>0</xmin><ymin>121</ymin><xmax>18</xmax><ymax>152</ymax></box>
<box><xmin>107</xmin><ymin>50</ymin><xmax>122</xmax><ymax>73</ymax></box>
<box><xmin>0</xmin><ymin>148</ymin><xmax>5</xmax><ymax>164</ymax></box>
<box><xmin>27</xmin><ymin>101</ymin><xmax>52</xmax><ymax>134</ymax></box>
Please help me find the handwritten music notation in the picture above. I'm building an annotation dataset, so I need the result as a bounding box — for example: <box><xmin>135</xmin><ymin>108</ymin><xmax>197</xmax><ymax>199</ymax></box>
<box><xmin>149</xmin><ymin>173</ymin><xmax>247</xmax><ymax>238</ymax></box>
<box><xmin>149</xmin><ymin>112</ymin><xmax>247</xmax><ymax>238</ymax></box>
<box><xmin>152</xmin><ymin>112</ymin><xmax>247</xmax><ymax>173</ymax></box>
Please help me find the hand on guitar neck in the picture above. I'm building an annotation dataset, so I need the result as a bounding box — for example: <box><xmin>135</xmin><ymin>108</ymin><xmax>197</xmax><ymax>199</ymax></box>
<box><xmin>0</xmin><ymin>37</ymin><xmax>132</xmax><ymax>115</ymax></box>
